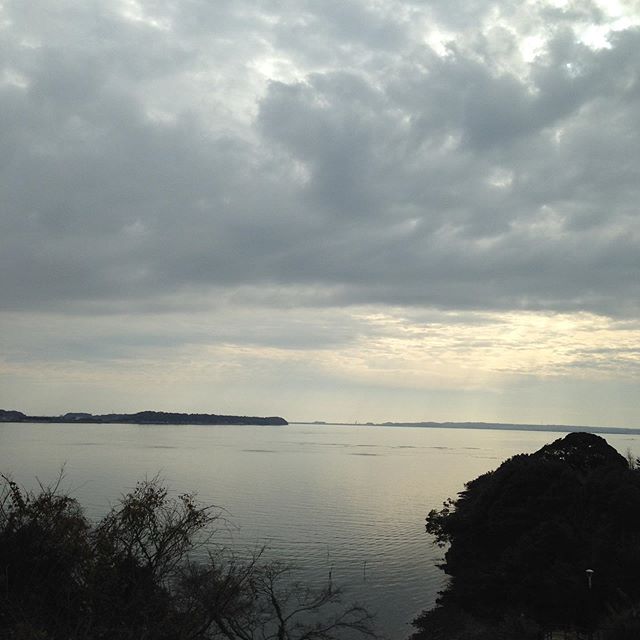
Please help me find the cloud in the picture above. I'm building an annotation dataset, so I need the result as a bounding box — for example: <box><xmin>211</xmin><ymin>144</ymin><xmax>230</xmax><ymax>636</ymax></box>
<box><xmin>2</xmin><ymin>0</ymin><xmax>640</xmax><ymax>422</ymax></box>
<box><xmin>1</xmin><ymin>0</ymin><xmax>639</xmax><ymax>318</ymax></box>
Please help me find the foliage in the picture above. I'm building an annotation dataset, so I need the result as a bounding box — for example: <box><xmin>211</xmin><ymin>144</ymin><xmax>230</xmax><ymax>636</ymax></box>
<box><xmin>413</xmin><ymin>433</ymin><xmax>640</xmax><ymax>639</ymax></box>
<box><xmin>0</xmin><ymin>475</ymin><xmax>377</xmax><ymax>640</ymax></box>
<box><xmin>0</xmin><ymin>473</ymin><xmax>91</xmax><ymax>638</ymax></box>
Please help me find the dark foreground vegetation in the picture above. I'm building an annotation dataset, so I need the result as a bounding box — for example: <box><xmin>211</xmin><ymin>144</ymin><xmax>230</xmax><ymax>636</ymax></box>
<box><xmin>0</xmin><ymin>475</ymin><xmax>374</xmax><ymax>640</ymax></box>
<box><xmin>412</xmin><ymin>432</ymin><xmax>640</xmax><ymax>640</ymax></box>
<box><xmin>0</xmin><ymin>409</ymin><xmax>288</xmax><ymax>426</ymax></box>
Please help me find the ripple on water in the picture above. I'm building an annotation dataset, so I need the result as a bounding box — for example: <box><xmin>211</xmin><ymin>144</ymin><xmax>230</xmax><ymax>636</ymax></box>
<box><xmin>4</xmin><ymin>422</ymin><xmax>634</xmax><ymax>638</ymax></box>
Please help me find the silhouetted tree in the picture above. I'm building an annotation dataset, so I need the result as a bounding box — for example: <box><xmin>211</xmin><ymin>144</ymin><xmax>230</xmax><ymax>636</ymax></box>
<box><xmin>412</xmin><ymin>433</ymin><xmax>640</xmax><ymax>640</ymax></box>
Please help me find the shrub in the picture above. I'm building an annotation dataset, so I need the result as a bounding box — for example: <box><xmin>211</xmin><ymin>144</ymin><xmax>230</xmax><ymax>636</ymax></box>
<box><xmin>0</xmin><ymin>475</ymin><xmax>377</xmax><ymax>640</ymax></box>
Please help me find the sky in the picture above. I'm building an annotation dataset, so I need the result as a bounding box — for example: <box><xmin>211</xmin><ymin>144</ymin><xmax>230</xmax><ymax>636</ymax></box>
<box><xmin>1</xmin><ymin>0</ymin><xmax>640</xmax><ymax>427</ymax></box>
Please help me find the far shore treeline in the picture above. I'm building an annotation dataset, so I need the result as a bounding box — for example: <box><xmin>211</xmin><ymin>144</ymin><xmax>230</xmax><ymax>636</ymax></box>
<box><xmin>0</xmin><ymin>409</ymin><xmax>288</xmax><ymax>426</ymax></box>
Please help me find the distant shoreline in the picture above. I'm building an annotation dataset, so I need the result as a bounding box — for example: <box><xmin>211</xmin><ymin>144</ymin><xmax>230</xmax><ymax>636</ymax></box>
<box><xmin>2</xmin><ymin>409</ymin><xmax>637</xmax><ymax>435</ymax></box>
<box><xmin>295</xmin><ymin>420</ymin><xmax>640</xmax><ymax>436</ymax></box>
<box><xmin>0</xmin><ymin>409</ymin><xmax>288</xmax><ymax>426</ymax></box>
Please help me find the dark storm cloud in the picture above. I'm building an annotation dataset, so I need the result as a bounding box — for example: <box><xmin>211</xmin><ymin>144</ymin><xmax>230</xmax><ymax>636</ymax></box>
<box><xmin>1</xmin><ymin>0</ymin><xmax>639</xmax><ymax>317</ymax></box>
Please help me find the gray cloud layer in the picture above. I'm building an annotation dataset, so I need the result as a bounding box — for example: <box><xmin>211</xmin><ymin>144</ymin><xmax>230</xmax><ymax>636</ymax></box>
<box><xmin>1</xmin><ymin>0</ymin><xmax>639</xmax><ymax>316</ymax></box>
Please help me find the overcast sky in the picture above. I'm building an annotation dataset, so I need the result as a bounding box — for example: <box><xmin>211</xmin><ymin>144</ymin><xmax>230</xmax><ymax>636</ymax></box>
<box><xmin>1</xmin><ymin>0</ymin><xmax>640</xmax><ymax>426</ymax></box>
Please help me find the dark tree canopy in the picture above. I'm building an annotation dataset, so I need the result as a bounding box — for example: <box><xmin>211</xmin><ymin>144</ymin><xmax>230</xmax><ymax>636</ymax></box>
<box><xmin>413</xmin><ymin>432</ymin><xmax>640</xmax><ymax>640</ymax></box>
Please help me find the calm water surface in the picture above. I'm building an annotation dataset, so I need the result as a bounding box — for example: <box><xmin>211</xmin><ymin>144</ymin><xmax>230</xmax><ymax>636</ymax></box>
<box><xmin>1</xmin><ymin>422</ymin><xmax>638</xmax><ymax>638</ymax></box>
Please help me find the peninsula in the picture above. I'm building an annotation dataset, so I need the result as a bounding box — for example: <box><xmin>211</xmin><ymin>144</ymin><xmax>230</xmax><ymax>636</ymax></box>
<box><xmin>0</xmin><ymin>409</ymin><xmax>288</xmax><ymax>426</ymax></box>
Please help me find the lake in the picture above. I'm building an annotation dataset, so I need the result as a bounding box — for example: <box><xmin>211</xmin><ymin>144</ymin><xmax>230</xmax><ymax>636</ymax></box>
<box><xmin>1</xmin><ymin>421</ymin><xmax>638</xmax><ymax>638</ymax></box>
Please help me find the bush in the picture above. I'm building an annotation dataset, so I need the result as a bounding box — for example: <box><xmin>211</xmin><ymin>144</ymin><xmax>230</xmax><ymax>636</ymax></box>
<box><xmin>0</xmin><ymin>475</ymin><xmax>377</xmax><ymax>640</ymax></box>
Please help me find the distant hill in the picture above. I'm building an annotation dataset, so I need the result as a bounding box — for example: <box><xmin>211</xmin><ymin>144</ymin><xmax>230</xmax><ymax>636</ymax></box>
<box><xmin>379</xmin><ymin>420</ymin><xmax>640</xmax><ymax>435</ymax></box>
<box><xmin>0</xmin><ymin>409</ymin><xmax>287</xmax><ymax>426</ymax></box>
<box><xmin>296</xmin><ymin>419</ymin><xmax>640</xmax><ymax>435</ymax></box>
<box><xmin>0</xmin><ymin>409</ymin><xmax>27</xmax><ymax>422</ymax></box>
